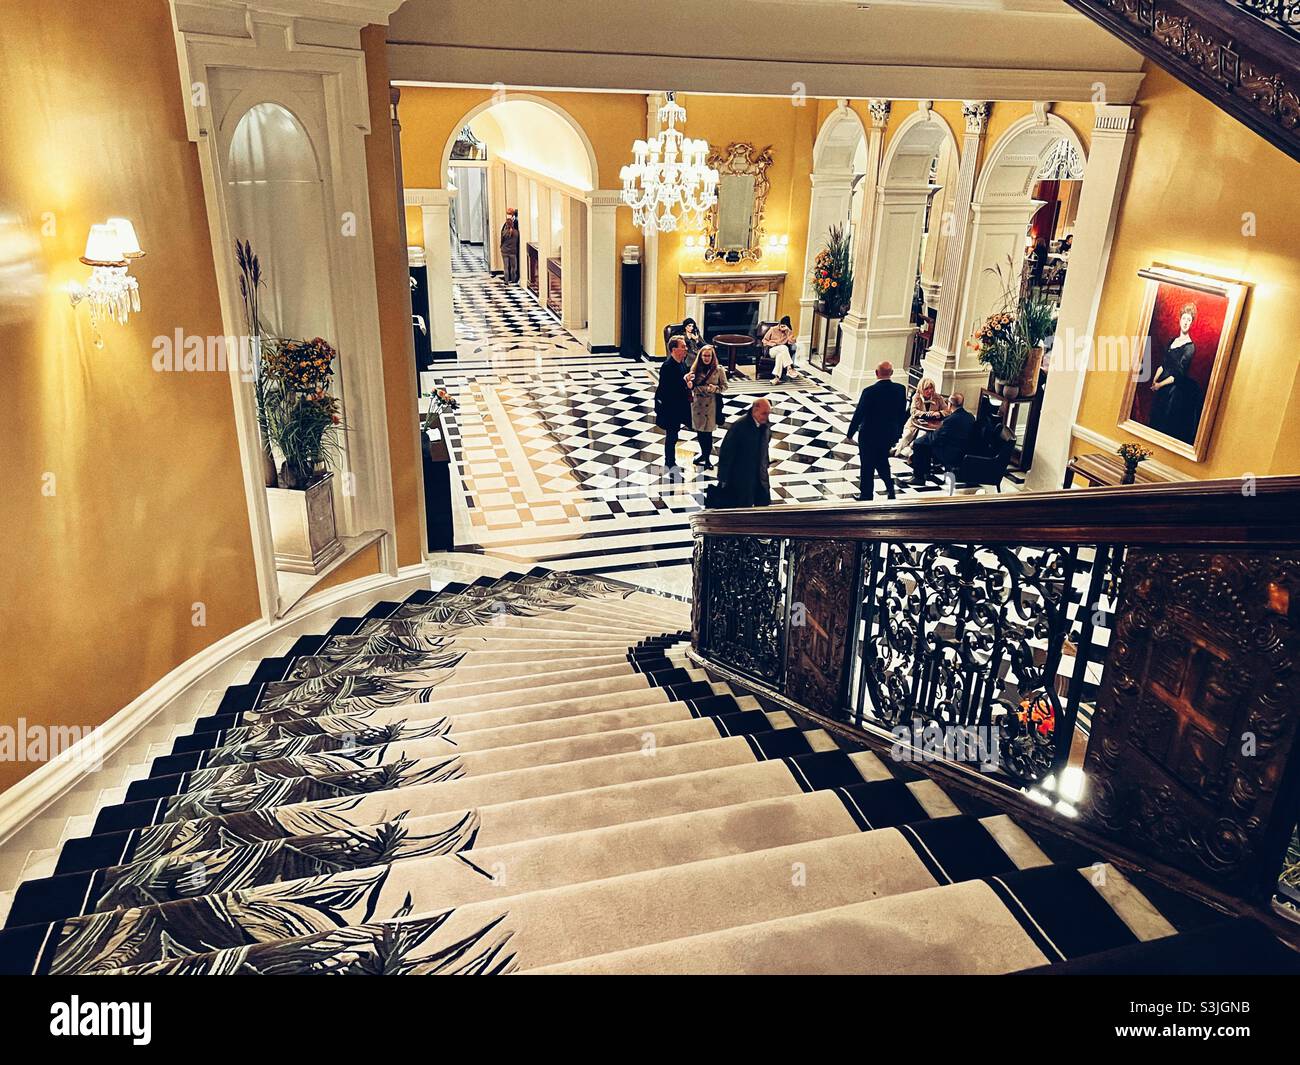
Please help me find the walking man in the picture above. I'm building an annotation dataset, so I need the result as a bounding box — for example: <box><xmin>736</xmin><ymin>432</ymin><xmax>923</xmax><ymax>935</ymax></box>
<box><xmin>710</xmin><ymin>398</ymin><xmax>773</xmax><ymax>508</ymax></box>
<box><xmin>845</xmin><ymin>360</ymin><xmax>908</xmax><ymax>501</ymax></box>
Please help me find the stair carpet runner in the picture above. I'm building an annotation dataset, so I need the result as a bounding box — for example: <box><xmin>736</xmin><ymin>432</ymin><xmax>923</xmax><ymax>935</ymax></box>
<box><xmin>0</xmin><ymin>567</ymin><xmax>1252</xmax><ymax>975</ymax></box>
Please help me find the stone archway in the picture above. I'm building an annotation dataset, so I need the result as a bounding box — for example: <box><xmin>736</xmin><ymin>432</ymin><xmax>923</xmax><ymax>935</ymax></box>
<box><xmin>798</xmin><ymin>103</ymin><xmax>868</xmax><ymax>350</ymax></box>
<box><xmin>940</xmin><ymin>113</ymin><xmax>1089</xmax><ymax>395</ymax></box>
<box><xmin>835</xmin><ymin>106</ymin><xmax>959</xmax><ymax>395</ymax></box>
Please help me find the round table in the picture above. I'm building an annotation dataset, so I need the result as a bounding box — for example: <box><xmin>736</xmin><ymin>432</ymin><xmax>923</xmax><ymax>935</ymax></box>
<box><xmin>713</xmin><ymin>334</ymin><xmax>756</xmax><ymax>379</ymax></box>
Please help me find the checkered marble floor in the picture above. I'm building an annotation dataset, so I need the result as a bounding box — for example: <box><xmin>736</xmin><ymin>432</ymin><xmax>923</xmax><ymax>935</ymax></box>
<box><xmin>420</xmin><ymin>268</ymin><xmax>951</xmax><ymax>595</ymax></box>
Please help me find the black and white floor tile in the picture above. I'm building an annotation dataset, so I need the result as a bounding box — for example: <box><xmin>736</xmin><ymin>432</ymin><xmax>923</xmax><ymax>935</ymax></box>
<box><xmin>420</xmin><ymin>266</ymin><xmax>955</xmax><ymax>595</ymax></box>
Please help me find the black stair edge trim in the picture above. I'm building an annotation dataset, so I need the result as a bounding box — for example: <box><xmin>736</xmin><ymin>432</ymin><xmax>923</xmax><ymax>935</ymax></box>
<box><xmin>1012</xmin><ymin>916</ymin><xmax>1300</xmax><ymax>976</ymax></box>
<box><xmin>126</xmin><ymin>702</ymin><xmax>776</xmax><ymax>805</ymax></box>
<box><xmin>201</xmin><ymin>644</ymin><xmax>690</xmax><ymax>728</ymax></box>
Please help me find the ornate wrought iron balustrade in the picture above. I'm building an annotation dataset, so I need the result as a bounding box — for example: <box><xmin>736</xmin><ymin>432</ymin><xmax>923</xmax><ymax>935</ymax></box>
<box><xmin>691</xmin><ymin>478</ymin><xmax>1300</xmax><ymax>907</ymax></box>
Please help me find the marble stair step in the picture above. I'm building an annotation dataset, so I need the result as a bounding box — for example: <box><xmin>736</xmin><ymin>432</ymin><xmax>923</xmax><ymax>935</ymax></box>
<box><xmin>144</xmin><ymin>688</ymin><xmax>757</xmax><ymax>779</ymax></box>
<box><xmin>54</xmin><ymin>728</ymin><xmax>850</xmax><ymax>876</ymax></box>
<box><xmin>71</xmin><ymin>816</ymin><xmax>1060</xmax><ymax>976</ymax></box>
<box><xmin>119</xmin><ymin>708</ymin><xmax>791</xmax><ymax>813</ymax></box>
<box><xmin>169</xmin><ymin>674</ymin><xmax>725</xmax><ymax>766</ymax></box>
<box><xmin>9</xmin><ymin>749</ymin><xmax>913</xmax><ymax>927</ymax></box>
<box><xmin>529</xmin><ymin>862</ymin><xmax>1181</xmax><ymax>976</ymax></box>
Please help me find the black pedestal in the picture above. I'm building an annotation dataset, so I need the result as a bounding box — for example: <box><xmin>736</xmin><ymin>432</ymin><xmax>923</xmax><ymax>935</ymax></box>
<box><xmin>619</xmin><ymin>259</ymin><xmax>643</xmax><ymax>358</ymax></box>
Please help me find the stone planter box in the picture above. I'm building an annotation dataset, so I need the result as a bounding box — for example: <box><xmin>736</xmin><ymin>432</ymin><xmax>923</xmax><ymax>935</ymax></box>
<box><xmin>268</xmin><ymin>471</ymin><xmax>344</xmax><ymax>574</ymax></box>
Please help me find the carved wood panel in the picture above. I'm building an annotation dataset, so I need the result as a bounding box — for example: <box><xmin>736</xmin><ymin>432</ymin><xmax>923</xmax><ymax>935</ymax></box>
<box><xmin>1082</xmin><ymin>549</ymin><xmax>1300</xmax><ymax>900</ymax></box>
<box><xmin>784</xmin><ymin>539</ymin><xmax>860</xmax><ymax>715</ymax></box>
<box><xmin>1062</xmin><ymin>0</ymin><xmax>1300</xmax><ymax>164</ymax></box>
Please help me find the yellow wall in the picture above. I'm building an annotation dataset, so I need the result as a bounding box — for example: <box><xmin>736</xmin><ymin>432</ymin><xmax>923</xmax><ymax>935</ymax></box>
<box><xmin>362</xmin><ymin>26</ymin><xmax>423</xmax><ymax>568</ymax></box>
<box><xmin>655</xmin><ymin>94</ymin><xmax>817</xmax><ymax>345</ymax></box>
<box><xmin>0</xmin><ymin>0</ymin><xmax>261</xmax><ymax>791</ymax></box>
<box><xmin>1072</xmin><ymin>64</ymin><xmax>1300</xmax><ymax>478</ymax></box>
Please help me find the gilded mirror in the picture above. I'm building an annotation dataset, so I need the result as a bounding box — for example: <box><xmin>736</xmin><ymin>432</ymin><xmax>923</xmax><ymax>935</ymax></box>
<box><xmin>703</xmin><ymin>142</ymin><xmax>773</xmax><ymax>264</ymax></box>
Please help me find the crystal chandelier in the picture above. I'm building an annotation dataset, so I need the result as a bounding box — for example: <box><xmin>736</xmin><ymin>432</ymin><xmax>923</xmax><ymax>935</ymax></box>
<box><xmin>620</xmin><ymin>93</ymin><xmax>718</xmax><ymax>233</ymax></box>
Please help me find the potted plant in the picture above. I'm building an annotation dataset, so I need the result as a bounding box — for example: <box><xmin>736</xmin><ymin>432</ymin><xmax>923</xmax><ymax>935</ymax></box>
<box><xmin>261</xmin><ymin>335</ymin><xmax>347</xmax><ymax>573</ymax></box>
<box><xmin>422</xmin><ymin>386</ymin><xmax>458</xmax><ymax>463</ymax></box>
<box><xmin>235</xmin><ymin>240</ymin><xmax>277</xmax><ymax>489</ymax></box>
<box><xmin>236</xmin><ymin>240</ymin><xmax>347</xmax><ymax>574</ymax></box>
<box><xmin>1017</xmin><ymin>290</ymin><xmax>1057</xmax><ymax>397</ymax></box>
<box><xmin>1116</xmin><ymin>441</ymin><xmax>1152</xmax><ymax>484</ymax></box>
<box><xmin>810</xmin><ymin>223</ymin><xmax>854</xmax><ymax>319</ymax></box>
<box><xmin>972</xmin><ymin>307</ymin><xmax>1026</xmax><ymax>398</ymax></box>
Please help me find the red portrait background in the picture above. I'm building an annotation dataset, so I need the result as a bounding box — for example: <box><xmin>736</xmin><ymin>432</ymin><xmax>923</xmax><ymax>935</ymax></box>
<box><xmin>1129</xmin><ymin>280</ymin><xmax>1228</xmax><ymax>427</ymax></box>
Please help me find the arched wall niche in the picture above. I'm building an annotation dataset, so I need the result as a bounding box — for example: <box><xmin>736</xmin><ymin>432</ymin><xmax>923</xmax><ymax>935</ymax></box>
<box><xmin>225</xmin><ymin>101</ymin><xmax>334</xmax><ymax>343</ymax></box>
<box><xmin>797</xmin><ymin>104</ymin><xmax>869</xmax><ymax>342</ymax></box>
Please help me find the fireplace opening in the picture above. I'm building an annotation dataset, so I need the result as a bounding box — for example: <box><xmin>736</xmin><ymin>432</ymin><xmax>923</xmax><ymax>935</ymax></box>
<box><xmin>703</xmin><ymin>299</ymin><xmax>760</xmax><ymax>342</ymax></box>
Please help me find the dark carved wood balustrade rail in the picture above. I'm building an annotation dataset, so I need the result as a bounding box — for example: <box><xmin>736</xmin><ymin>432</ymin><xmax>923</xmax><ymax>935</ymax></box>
<box><xmin>690</xmin><ymin>477</ymin><xmax>1300</xmax><ymax>912</ymax></box>
<box><xmin>1061</xmin><ymin>0</ymin><xmax>1300</xmax><ymax>164</ymax></box>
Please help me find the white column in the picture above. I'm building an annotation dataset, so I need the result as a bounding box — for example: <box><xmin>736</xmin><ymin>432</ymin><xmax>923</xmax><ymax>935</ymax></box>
<box><xmin>640</xmin><ymin>92</ymin><xmax>665</xmax><ymax>358</ymax></box>
<box><xmin>517</xmin><ymin>179</ymin><xmax>536</xmax><ymax>293</ymax></box>
<box><xmin>587</xmin><ymin>188</ymin><xmax>622</xmax><ymax>352</ymax></box>
<box><xmin>940</xmin><ymin>200</ymin><xmax>1043</xmax><ymax>402</ymax></box>
<box><xmin>833</xmin><ymin>185</ymin><xmax>938</xmax><ymax>396</ymax></box>
<box><xmin>408</xmin><ymin>188</ymin><xmax>457</xmax><ymax>358</ymax></box>
<box><xmin>830</xmin><ymin>100</ymin><xmax>888</xmax><ymax>395</ymax></box>
<box><xmin>797</xmin><ymin>168</ymin><xmax>856</xmax><ymax>352</ymax></box>
<box><xmin>486</xmin><ymin>160</ymin><xmax>506</xmax><ymax>273</ymax></box>
<box><xmin>559</xmin><ymin>193</ymin><xmax>584</xmax><ymax>330</ymax></box>
<box><xmin>1028</xmin><ymin>105</ymin><xmax>1139</xmax><ymax>491</ymax></box>
<box><xmin>924</xmin><ymin>101</ymin><xmax>989</xmax><ymax>397</ymax></box>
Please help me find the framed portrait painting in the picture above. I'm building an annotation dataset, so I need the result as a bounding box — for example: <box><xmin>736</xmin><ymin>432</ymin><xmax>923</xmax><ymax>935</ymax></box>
<box><xmin>1118</xmin><ymin>265</ymin><xmax>1248</xmax><ymax>462</ymax></box>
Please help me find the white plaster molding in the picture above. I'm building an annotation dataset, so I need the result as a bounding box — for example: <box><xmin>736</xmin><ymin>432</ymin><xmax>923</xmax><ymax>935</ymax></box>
<box><xmin>174</xmin><ymin>0</ymin><xmax>405</xmax><ymax>32</ymax></box>
<box><xmin>405</xmin><ymin>187</ymin><xmax>457</xmax><ymax>206</ymax></box>
<box><xmin>1068</xmin><ymin>423</ymin><xmax>1194</xmax><ymax>482</ymax></box>
<box><xmin>1027</xmin><ymin>104</ymin><xmax>1139</xmax><ymax>492</ymax></box>
<box><xmin>962</xmin><ymin>100</ymin><xmax>991</xmax><ymax>134</ymax></box>
<box><xmin>679</xmin><ymin>270</ymin><xmax>787</xmax><ymax>285</ymax></box>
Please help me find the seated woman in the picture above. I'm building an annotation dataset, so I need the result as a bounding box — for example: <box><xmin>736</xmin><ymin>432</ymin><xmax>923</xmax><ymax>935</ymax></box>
<box><xmin>761</xmin><ymin>316</ymin><xmax>798</xmax><ymax>382</ymax></box>
<box><xmin>682</xmin><ymin>317</ymin><xmax>704</xmax><ymax>358</ymax></box>
<box><xmin>892</xmin><ymin>377</ymin><xmax>947</xmax><ymax>458</ymax></box>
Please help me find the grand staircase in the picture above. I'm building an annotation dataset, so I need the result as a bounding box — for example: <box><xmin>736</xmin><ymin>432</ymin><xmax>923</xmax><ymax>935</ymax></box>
<box><xmin>2</xmin><ymin>567</ymin><xmax>1297</xmax><ymax>975</ymax></box>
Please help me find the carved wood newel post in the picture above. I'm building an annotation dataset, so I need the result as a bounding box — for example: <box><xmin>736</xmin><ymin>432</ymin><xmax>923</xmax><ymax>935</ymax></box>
<box><xmin>784</xmin><ymin>539</ymin><xmax>860</xmax><ymax>716</ymax></box>
<box><xmin>1082</xmin><ymin>549</ymin><xmax>1300</xmax><ymax>902</ymax></box>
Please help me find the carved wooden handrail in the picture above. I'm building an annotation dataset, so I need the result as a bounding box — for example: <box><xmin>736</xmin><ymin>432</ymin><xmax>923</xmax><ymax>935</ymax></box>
<box><xmin>1058</xmin><ymin>0</ymin><xmax>1300</xmax><ymax>165</ymax></box>
<box><xmin>691</xmin><ymin>476</ymin><xmax>1300</xmax><ymax>546</ymax></box>
<box><xmin>689</xmin><ymin>476</ymin><xmax>1300</xmax><ymax>911</ymax></box>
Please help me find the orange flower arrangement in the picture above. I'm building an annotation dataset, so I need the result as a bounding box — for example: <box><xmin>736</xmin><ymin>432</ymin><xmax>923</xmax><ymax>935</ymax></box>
<box><xmin>1015</xmin><ymin>695</ymin><xmax>1056</xmax><ymax>737</ymax></box>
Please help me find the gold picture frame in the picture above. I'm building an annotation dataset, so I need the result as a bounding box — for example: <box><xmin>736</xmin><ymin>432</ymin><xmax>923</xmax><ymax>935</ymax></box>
<box><xmin>702</xmin><ymin>142</ymin><xmax>774</xmax><ymax>265</ymax></box>
<box><xmin>1117</xmin><ymin>264</ymin><xmax>1248</xmax><ymax>462</ymax></box>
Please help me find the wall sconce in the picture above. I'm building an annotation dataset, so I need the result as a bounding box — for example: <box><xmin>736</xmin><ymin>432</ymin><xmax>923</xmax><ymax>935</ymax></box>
<box><xmin>68</xmin><ymin>218</ymin><xmax>144</xmax><ymax>345</ymax></box>
<box><xmin>766</xmin><ymin>234</ymin><xmax>789</xmax><ymax>250</ymax></box>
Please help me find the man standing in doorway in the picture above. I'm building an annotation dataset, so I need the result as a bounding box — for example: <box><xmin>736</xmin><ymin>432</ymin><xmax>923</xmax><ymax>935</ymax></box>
<box><xmin>845</xmin><ymin>360</ymin><xmax>908</xmax><ymax>501</ymax></box>
<box><xmin>710</xmin><ymin>398</ymin><xmax>773</xmax><ymax>508</ymax></box>
<box><xmin>500</xmin><ymin>208</ymin><xmax>520</xmax><ymax>283</ymax></box>
<box><xmin>655</xmin><ymin>335</ymin><xmax>693</xmax><ymax>474</ymax></box>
